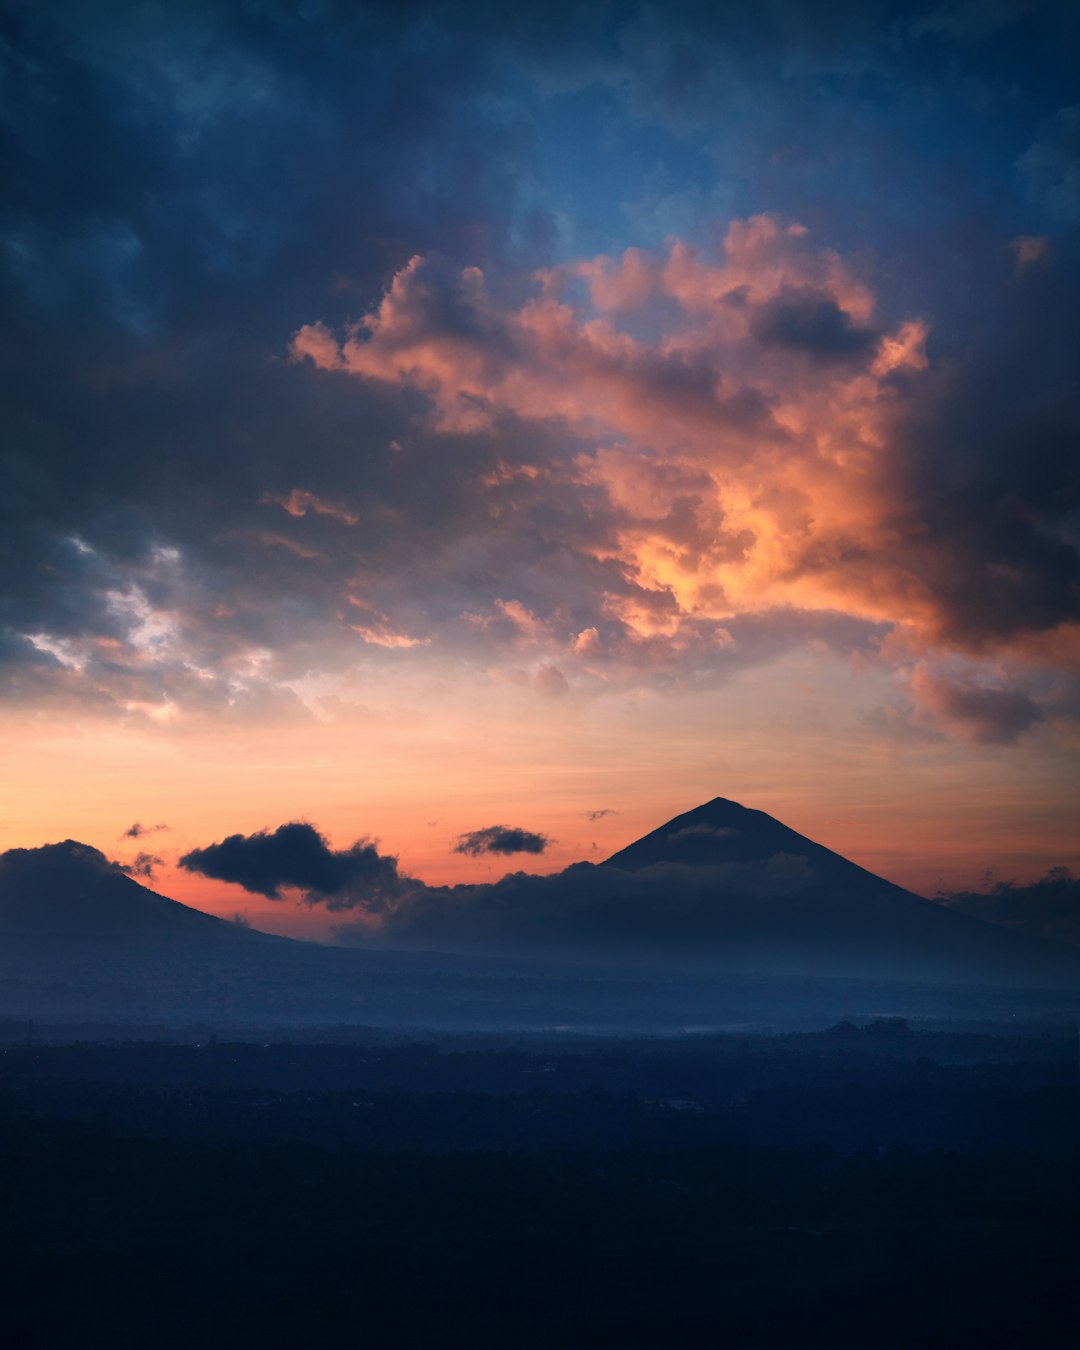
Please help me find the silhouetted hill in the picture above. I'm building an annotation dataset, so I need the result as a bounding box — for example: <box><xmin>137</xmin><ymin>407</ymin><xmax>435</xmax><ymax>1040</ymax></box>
<box><xmin>0</xmin><ymin>841</ymin><xmax>268</xmax><ymax>947</ymax></box>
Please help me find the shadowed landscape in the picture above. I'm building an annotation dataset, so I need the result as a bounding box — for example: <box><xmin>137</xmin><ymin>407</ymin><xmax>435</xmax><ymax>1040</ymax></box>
<box><xmin>2</xmin><ymin>801</ymin><xmax>1080</xmax><ymax>1347</ymax></box>
<box><xmin>2</xmin><ymin>1025</ymin><xmax>1078</xmax><ymax>1349</ymax></box>
<box><xmin>3</xmin><ymin>800</ymin><xmax>1080</xmax><ymax>1031</ymax></box>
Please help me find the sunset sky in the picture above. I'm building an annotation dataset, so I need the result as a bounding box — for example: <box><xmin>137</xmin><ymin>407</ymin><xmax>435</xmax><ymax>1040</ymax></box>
<box><xmin>2</xmin><ymin>0</ymin><xmax>1078</xmax><ymax>938</ymax></box>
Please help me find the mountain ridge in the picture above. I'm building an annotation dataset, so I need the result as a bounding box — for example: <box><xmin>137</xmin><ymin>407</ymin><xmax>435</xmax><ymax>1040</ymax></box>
<box><xmin>2</xmin><ymin>802</ymin><xmax>1078</xmax><ymax>995</ymax></box>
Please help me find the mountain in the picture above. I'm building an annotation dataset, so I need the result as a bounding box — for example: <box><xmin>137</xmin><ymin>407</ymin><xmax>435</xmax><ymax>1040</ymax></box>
<box><xmin>608</xmin><ymin>797</ymin><xmax>905</xmax><ymax>878</ymax></box>
<box><xmin>0</xmin><ymin>807</ymin><xmax>1078</xmax><ymax>1033</ymax></box>
<box><xmin>600</xmin><ymin>798</ymin><xmax>1080</xmax><ymax>985</ymax></box>
<box><xmin>0</xmin><ymin>841</ymin><xmax>268</xmax><ymax>947</ymax></box>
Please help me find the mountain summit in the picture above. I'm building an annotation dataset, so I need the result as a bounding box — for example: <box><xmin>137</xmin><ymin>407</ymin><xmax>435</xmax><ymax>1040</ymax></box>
<box><xmin>606</xmin><ymin>797</ymin><xmax>879</xmax><ymax>875</ymax></box>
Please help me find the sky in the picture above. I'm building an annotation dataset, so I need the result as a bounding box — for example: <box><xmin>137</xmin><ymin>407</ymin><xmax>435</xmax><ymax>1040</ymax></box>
<box><xmin>1</xmin><ymin>0</ymin><xmax>1078</xmax><ymax>939</ymax></box>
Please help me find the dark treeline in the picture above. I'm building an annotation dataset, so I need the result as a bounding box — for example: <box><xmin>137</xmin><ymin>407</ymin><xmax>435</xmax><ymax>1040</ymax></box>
<box><xmin>1</xmin><ymin>1027</ymin><xmax>1078</xmax><ymax>1347</ymax></box>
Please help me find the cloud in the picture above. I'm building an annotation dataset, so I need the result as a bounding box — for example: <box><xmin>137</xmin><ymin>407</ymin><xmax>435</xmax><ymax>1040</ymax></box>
<box><xmin>911</xmin><ymin>667</ymin><xmax>1045</xmax><ymax>745</ymax></box>
<box><xmin>1</xmin><ymin>0</ymin><xmax>1078</xmax><ymax>743</ymax></box>
<box><xmin>119</xmin><ymin>851</ymin><xmax>163</xmax><ymax>879</ymax></box>
<box><xmin>453</xmin><ymin>825</ymin><xmax>552</xmax><ymax>857</ymax></box>
<box><xmin>0</xmin><ymin>0</ymin><xmax>556</xmax><ymax>718</ymax></box>
<box><xmin>334</xmin><ymin>853</ymin><xmax>823</xmax><ymax>955</ymax></box>
<box><xmin>586</xmin><ymin>808</ymin><xmax>618</xmax><ymax>821</ymax></box>
<box><xmin>179</xmin><ymin>822</ymin><xmax>408</xmax><ymax>910</ymax></box>
<box><xmin>261</xmin><ymin>488</ymin><xmax>359</xmax><ymax>527</ymax></box>
<box><xmin>937</xmin><ymin>868</ymin><xmax>1080</xmax><ymax>948</ymax></box>
<box><xmin>1011</xmin><ymin>235</ymin><xmax>1048</xmax><ymax>274</ymax></box>
<box><xmin>293</xmin><ymin>220</ymin><xmax>1080</xmax><ymax>694</ymax></box>
<box><xmin>750</xmin><ymin>286</ymin><xmax>878</xmax><ymax>360</ymax></box>
<box><xmin>1017</xmin><ymin>105</ymin><xmax>1080</xmax><ymax>222</ymax></box>
<box><xmin>122</xmin><ymin>821</ymin><xmax>169</xmax><ymax>839</ymax></box>
<box><xmin>667</xmin><ymin>824</ymin><xmax>739</xmax><ymax>841</ymax></box>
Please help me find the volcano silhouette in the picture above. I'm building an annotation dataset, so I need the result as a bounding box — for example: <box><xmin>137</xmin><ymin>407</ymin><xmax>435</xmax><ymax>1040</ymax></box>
<box><xmin>607</xmin><ymin>797</ymin><xmax>902</xmax><ymax>876</ymax></box>
<box><xmin>596</xmin><ymin>798</ymin><xmax>1079</xmax><ymax>984</ymax></box>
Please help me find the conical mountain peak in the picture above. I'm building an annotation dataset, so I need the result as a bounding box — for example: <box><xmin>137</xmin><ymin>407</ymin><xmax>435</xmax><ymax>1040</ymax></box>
<box><xmin>604</xmin><ymin>797</ymin><xmax>858</xmax><ymax>876</ymax></box>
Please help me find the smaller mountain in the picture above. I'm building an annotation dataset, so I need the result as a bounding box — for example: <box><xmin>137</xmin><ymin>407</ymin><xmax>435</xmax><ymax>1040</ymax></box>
<box><xmin>0</xmin><ymin>841</ymin><xmax>262</xmax><ymax>947</ymax></box>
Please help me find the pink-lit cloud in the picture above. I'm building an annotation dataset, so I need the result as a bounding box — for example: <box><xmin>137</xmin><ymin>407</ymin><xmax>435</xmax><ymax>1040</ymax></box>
<box><xmin>290</xmin><ymin>220</ymin><xmax>941</xmax><ymax>654</ymax></box>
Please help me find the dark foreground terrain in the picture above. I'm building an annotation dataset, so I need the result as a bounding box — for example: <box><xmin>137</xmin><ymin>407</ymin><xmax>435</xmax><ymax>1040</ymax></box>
<box><xmin>1</xmin><ymin>1022</ymin><xmax>1078</xmax><ymax>1349</ymax></box>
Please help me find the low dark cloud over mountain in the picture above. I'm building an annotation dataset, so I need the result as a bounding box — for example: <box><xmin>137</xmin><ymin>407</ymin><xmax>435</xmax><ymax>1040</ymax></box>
<box><xmin>179</xmin><ymin>823</ymin><xmax>407</xmax><ymax>911</ymax></box>
<box><xmin>453</xmin><ymin>826</ymin><xmax>551</xmax><ymax>857</ymax></box>
<box><xmin>937</xmin><ymin>868</ymin><xmax>1080</xmax><ymax>949</ymax></box>
<box><xmin>331</xmin><ymin>856</ymin><xmax>825</xmax><ymax>956</ymax></box>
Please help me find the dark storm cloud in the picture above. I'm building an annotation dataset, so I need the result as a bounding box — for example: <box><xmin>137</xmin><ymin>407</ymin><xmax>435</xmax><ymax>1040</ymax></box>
<box><xmin>179</xmin><ymin>822</ymin><xmax>407</xmax><ymax>910</ymax></box>
<box><xmin>751</xmin><ymin>288</ymin><xmax>878</xmax><ymax>360</ymax></box>
<box><xmin>937</xmin><ymin>868</ymin><xmax>1080</xmax><ymax>948</ymax></box>
<box><xmin>453</xmin><ymin>826</ymin><xmax>552</xmax><ymax>857</ymax></box>
<box><xmin>881</xmin><ymin>236</ymin><xmax>1080</xmax><ymax>652</ymax></box>
<box><xmin>0</xmin><ymin>0</ymin><xmax>554</xmax><ymax>709</ymax></box>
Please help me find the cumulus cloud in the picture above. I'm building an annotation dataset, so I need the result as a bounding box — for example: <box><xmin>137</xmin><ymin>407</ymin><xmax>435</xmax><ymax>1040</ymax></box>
<box><xmin>293</xmin><ymin>218</ymin><xmax>1080</xmax><ymax>691</ymax></box>
<box><xmin>453</xmin><ymin>825</ymin><xmax>552</xmax><ymax>857</ymax></box>
<box><xmin>937</xmin><ymin>868</ymin><xmax>1080</xmax><ymax>948</ymax></box>
<box><xmin>179</xmin><ymin>823</ymin><xmax>408</xmax><ymax>910</ymax></box>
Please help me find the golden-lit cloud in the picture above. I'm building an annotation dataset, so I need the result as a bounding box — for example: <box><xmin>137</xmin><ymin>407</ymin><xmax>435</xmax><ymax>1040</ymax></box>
<box><xmin>290</xmin><ymin>218</ymin><xmax>942</xmax><ymax>656</ymax></box>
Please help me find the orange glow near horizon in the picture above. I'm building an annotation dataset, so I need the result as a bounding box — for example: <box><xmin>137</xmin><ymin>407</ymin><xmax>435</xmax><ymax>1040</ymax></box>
<box><xmin>3</xmin><ymin>645</ymin><xmax>1077</xmax><ymax>941</ymax></box>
